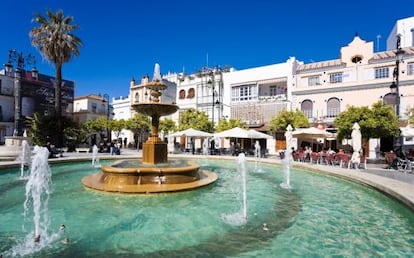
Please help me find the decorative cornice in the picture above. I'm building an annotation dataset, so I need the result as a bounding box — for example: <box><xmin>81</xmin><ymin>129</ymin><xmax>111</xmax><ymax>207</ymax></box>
<box><xmin>293</xmin><ymin>79</ymin><xmax>414</xmax><ymax>96</ymax></box>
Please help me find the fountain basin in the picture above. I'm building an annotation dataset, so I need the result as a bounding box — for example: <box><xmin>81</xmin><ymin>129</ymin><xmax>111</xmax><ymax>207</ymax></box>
<box><xmin>82</xmin><ymin>159</ymin><xmax>218</xmax><ymax>193</ymax></box>
<box><xmin>132</xmin><ymin>103</ymin><xmax>178</xmax><ymax>117</ymax></box>
<box><xmin>1</xmin><ymin>159</ymin><xmax>414</xmax><ymax>257</ymax></box>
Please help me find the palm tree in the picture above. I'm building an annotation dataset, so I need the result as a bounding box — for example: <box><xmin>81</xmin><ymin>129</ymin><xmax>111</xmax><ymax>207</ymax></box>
<box><xmin>30</xmin><ymin>9</ymin><xmax>82</xmax><ymax>146</ymax></box>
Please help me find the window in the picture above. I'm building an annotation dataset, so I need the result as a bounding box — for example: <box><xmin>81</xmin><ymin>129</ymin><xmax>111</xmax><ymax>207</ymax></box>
<box><xmin>179</xmin><ymin>90</ymin><xmax>185</xmax><ymax>99</ymax></box>
<box><xmin>187</xmin><ymin>88</ymin><xmax>195</xmax><ymax>98</ymax></box>
<box><xmin>375</xmin><ymin>67</ymin><xmax>389</xmax><ymax>79</ymax></box>
<box><xmin>231</xmin><ymin>84</ymin><xmax>257</xmax><ymax>102</ymax></box>
<box><xmin>301</xmin><ymin>100</ymin><xmax>313</xmax><ymax>118</ymax></box>
<box><xmin>134</xmin><ymin>92</ymin><xmax>139</xmax><ymax>102</ymax></box>
<box><xmin>408</xmin><ymin>63</ymin><xmax>414</xmax><ymax>76</ymax></box>
<box><xmin>329</xmin><ymin>72</ymin><xmax>343</xmax><ymax>84</ymax></box>
<box><xmin>269</xmin><ymin>86</ymin><xmax>276</xmax><ymax>95</ymax></box>
<box><xmin>351</xmin><ymin>55</ymin><xmax>363</xmax><ymax>63</ymax></box>
<box><xmin>326</xmin><ymin>98</ymin><xmax>340</xmax><ymax>117</ymax></box>
<box><xmin>92</xmin><ymin>103</ymin><xmax>97</xmax><ymax>113</ymax></box>
<box><xmin>383</xmin><ymin>93</ymin><xmax>398</xmax><ymax>114</ymax></box>
<box><xmin>308</xmin><ymin>76</ymin><xmax>320</xmax><ymax>86</ymax></box>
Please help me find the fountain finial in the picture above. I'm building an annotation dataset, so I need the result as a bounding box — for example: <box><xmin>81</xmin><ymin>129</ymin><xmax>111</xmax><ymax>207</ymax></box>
<box><xmin>153</xmin><ymin>63</ymin><xmax>162</xmax><ymax>82</ymax></box>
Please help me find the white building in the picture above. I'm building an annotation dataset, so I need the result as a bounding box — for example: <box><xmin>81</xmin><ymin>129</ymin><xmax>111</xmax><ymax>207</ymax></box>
<box><xmin>111</xmin><ymin>95</ymin><xmax>134</xmax><ymax>147</ymax></box>
<box><xmin>73</xmin><ymin>94</ymin><xmax>113</xmax><ymax>146</ymax></box>
<box><xmin>386</xmin><ymin>16</ymin><xmax>414</xmax><ymax>50</ymax></box>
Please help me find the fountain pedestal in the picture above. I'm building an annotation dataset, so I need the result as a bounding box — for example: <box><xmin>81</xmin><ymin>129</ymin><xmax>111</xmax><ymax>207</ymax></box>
<box><xmin>142</xmin><ymin>136</ymin><xmax>167</xmax><ymax>164</ymax></box>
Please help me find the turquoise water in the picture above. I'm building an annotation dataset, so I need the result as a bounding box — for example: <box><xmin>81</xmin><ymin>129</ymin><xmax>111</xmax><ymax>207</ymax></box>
<box><xmin>1</xmin><ymin>159</ymin><xmax>414</xmax><ymax>257</ymax></box>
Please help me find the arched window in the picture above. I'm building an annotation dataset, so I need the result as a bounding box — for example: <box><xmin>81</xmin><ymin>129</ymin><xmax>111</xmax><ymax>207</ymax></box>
<box><xmin>383</xmin><ymin>93</ymin><xmax>398</xmax><ymax>114</ymax></box>
<box><xmin>301</xmin><ymin>99</ymin><xmax>313</xmax><ymax>118</ymax></box>
<box><xmin>134</xmin><ymin>92</ymin><xmax>139</xmax><ymax>103</ymax></box>
<box><xmin>179</xmin><ymin>90</ymin><xmax>186</xmax><ymax>99</ymax></box>
<box><xmin>187</xmin><ymin>88</ymin><xmax>195</xmax><ymax>98</ymax></box>
<box><xmin>326</xmin><ymin>97</ymin><xmax>340</xmax><ymax>117</ymax></box>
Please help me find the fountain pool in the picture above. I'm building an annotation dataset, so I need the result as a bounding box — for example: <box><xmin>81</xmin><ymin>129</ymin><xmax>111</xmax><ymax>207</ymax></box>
<box><xmin>1</xmin><ymin>158</ymin><xmax>414</xmax><ymax>257</ymax></box>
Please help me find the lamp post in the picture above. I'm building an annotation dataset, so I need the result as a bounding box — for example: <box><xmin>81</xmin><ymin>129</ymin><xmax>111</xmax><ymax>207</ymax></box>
<box><xmin>390</xmin><ymin>34</ymin><xmax>404</xmax><ymax>150</ymax></box>
<box><xmin>4</xmin><ymin>50</ymin><xmax>37</xmax><ymax>136</ymax></box>
<box><xmin>205</xmin><ymin>67</ymin><xmax>222</xmax><ymax>129</ymax></box>
<box><xmin>206</xmin><ymin>71</ymin><xmax>215</xmax><ymax>127</ymax></box>
<box><xmin>389</xmin><ymin>34</ymin><xmax>404</xmax><ymax>116</ymax></box>
<box><xmin>102</xmin><ymin>93</ymin><xmax>111</xmax><ymax>142</ymax></box>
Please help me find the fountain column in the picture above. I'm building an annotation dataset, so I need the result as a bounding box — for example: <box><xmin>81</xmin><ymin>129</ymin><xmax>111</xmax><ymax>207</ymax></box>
<box><xmin>143</xmin><ymin>113</ymin><xmax>167</xmax><ymax>164</ymax></box>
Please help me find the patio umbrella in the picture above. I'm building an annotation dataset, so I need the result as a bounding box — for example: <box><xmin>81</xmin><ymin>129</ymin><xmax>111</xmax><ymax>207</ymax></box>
<box><xmin>247</xmin><ymin>129</ymin><xmax>273</xmax><ymax>139</ymax></box>
<box><xmin>292</xmin><ymin>127</ymin><xmax>334</xmax><ymax>139</ymax></box>
<box><xmin>400</xmin><ymin>125</ymin><xmax>414</xmax><ymax>137</ymax></box>
<box><xmin>214</xmin><ymin>127</ymin><xmax>250</xmax><ymax>138</ymax></box>
<box><xmin>350</xmin><ymin>122</ymin><xmax>362</xmax><ymax>164</ymax></box>
<box><xmin>168</xmin><ymin>128</ymin><xmax>212</xmax><ymax>138</ymax></box>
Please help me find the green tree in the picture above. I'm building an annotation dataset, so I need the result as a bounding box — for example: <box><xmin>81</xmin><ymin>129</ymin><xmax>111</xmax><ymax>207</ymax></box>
<box><xmin>159</xmin><ymin>118</ymin><xmax>176</xmax><ymax>135</ymax></box>
<box><xmin>216</xmin><ymin>118</ymin><xmax>245</xmax><ymax>132</ymax></box>
<box><xmin>84</xmin><ymin>116</ymin><xmax>108</xmax><ymax>136</ymax></box>
<box><xmin>30</xmin><ymin>9</ymin><xmax>82</xmax><ymax>146</ymax></box>
<box><xmin>109</xmin><ymin>119</ymin><xmax>126</xmax><ymax>140</ymax></box>
<box><xmin>269</xmin><ymin>109</ymin><xmax>310</xmax><ymax>133</ymax></box>
<box><xmin>371</xmin><ymin>101</ymin><xmax>400</xmax><ymax>138</ymax></box>
<box><xmin>125</xmin><ymin>113</ymin><xmax>150</xmax><ymax>147</ymax></box>
<box><xmin>334</xmin><ymin>101</ymin><xmax>399</xmax><ymax>141</ymax></box>
<box><xmin>28</xmin><ymin>112</ymin><xmax>83</xmax><ymax>148</ymax></box>
<box><xmin>178</xmin><ymin>109</ymin><xmax>213</xmax><ymax>132</ymax></box>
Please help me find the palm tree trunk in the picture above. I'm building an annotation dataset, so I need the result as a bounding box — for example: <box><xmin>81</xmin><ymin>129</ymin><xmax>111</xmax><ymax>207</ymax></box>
<box><xmin>55</xmin><ymin>64</ymin><xmax>63</xmax><ymax>147</ymax></box>
<box><xmin>55</xmin><ymin>64</ymin><xmax>62</xmax><ymax>116</ymax></box>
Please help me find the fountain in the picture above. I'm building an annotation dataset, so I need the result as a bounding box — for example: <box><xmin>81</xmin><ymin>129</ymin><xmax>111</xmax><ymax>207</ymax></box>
<box><xmin>82</xmin><ymin>64</ymin><xmax>217</xmax><ymax>193</ymax></box>
<box><xmin>2</xmin><ymin>159</ymin><xmax>414</xmax><ymax>256</ymax></box>
<box><xmin>18</xmin><ymin>140</ymin><xmax>32</xmax><ymax>179</ymax></box>
<box><xmin>254</xmin><ymin>140</ymin><xmax>263</xmax><ymax>173</ymax></box>
<box><xmin>222</xmin><ymin>153</ymin><xmax>247</xmax><ymax>226</ymax></box>
<box><xmin>91</xmin><ymin>145</ymin><xmax>101</xmax><ymax>168</ymax></box>
<box><xmin>280</xmin><ymin>125</ymin><xmax>293</xmax><ymax>189</ymax></box>
<box><xmin>6</xmin><ymin>146</ymin><xmax>63</xmax><ymax>256</ymax></box>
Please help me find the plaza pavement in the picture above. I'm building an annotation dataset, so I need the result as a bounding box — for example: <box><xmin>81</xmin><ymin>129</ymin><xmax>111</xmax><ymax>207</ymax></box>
<box><xmin>0</xmin><ymin>148</ymin><xmax>413</xmax><ymax>211</ymax></box>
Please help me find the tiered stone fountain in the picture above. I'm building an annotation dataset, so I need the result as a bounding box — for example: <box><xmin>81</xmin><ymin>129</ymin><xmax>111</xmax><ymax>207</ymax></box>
<box><xmin>82</xmin><ymin>64</ymin><xmax>217</xmax><ymax>193</ymax></box>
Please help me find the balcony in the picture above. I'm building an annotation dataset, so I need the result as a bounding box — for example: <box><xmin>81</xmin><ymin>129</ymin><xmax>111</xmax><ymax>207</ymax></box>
<box><xmin>258</xmin><ymin>94</ymin><xmax>287</xmax><ymax>102</ymax></box>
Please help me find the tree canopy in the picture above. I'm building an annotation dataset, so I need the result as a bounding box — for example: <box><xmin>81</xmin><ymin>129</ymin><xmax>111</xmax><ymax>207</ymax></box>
<box><xmin>215</xmin><ymin>117</ymin><xmax>246</xmax><ymax>132</ymax></box>
<box><xmin>159</xmin><ymin>118</ymin><xmax>176</xmax><ymax>135</ymax></box>
<box><xmin>30</xmin><ymin>9</ymin><xmax>82</xmax><ymax>116</ymax></box>
<box><xmin>269</xmin><ymin>109</ymin><xmax>310</xmax><ymax>133</ymax></box>
<box><xmin>125</xmin><ymin>113</ymin><xmax>150</xmax><ymax>135</ymax></box>
<box><xmin>334</xmin><ymin>101</ymin><xmax>399</xmax><ymax>140</ymax></box>
<box><xmin>178</xmin><ymin>109</ymin><xmax>213</xmax><ymax>132</ymax></box>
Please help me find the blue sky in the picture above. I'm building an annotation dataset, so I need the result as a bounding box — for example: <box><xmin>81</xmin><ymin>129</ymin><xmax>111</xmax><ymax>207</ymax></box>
<box><xmin>1</xmin><ymin>0</ymin><xmax>413</xmax><ymax>99</ymax></box>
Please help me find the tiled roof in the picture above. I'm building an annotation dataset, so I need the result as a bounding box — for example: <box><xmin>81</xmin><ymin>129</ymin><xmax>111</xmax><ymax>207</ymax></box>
<box><xmin>371</xmin><ymin>47</ymin><xmax>414</xmax><ymax>62</ymax></box>
<box><xmin>296</xmin><ymin>59</ymin><xmax>344</xmax><ymax>72</ymax></box>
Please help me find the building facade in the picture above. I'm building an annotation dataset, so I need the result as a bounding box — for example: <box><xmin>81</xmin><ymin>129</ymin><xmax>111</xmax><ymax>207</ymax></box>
<box><xmin>0</xmin><ymin>68</ymin><xmax>74</xmax><ymax>144</ymax></box>
<box><xmin>293</xmin><ymin>35</ymin><xmax>414</xmax><ymax>157</ymax></box>
<box><xmin>73</xmin><ymin>94</ymin><xmax>113</xmax><ymax>146</ymax></box>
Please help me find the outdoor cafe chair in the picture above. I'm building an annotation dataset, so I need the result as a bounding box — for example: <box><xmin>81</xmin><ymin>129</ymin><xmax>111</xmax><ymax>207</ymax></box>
<box><xmin>310</xmin><ymin>152</ymin><xmax>319</xmax><ymax>164</ymax></box>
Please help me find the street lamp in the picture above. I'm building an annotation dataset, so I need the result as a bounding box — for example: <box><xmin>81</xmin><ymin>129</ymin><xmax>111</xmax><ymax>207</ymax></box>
<box><xmin>205</xmin><ymin>68</ymin><xmax>222</xmax><ymax>128</ymax></box>
<box><xmin>4</xmin><ymin>50</ymin><xmax>37</xmax><ymax>136</ymax></box>
<box><xmin>102</xmin><ymin>93</ymin><xmax>111</xmax><ymax>142</ymax></box>
<box><xmin>390</xmin><ymin>34</ymin><xmax>405</xmax><ymax>150</ymax></box>
<box><xmin>390</xmin><ymin>34</ymin><xmax>405</xmax><ymax>116</ymax></box>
